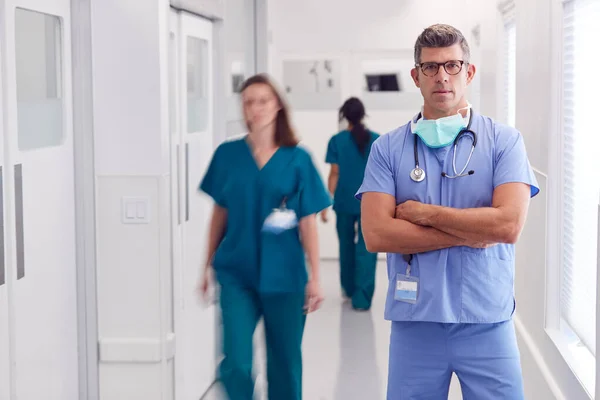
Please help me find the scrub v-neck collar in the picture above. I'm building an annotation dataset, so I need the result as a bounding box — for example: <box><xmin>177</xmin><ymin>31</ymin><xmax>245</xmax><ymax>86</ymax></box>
<box><xmin>244</xmin><ymin>135</ymin><xmax>282</xmax><ymax>172</ymax></box>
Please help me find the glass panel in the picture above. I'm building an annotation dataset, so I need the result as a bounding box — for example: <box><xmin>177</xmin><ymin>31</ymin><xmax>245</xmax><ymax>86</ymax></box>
<box><xmin>560</xmin><ymin>0</ymin><xmax>600</xmax><ymax>356</ymax></box>
<box><xmin>15</xmin><ymin>9</ymin><xmax>63</xmax><ymax>151</ymax></box>
<box><xmin>186</xmin><ymin>36</ymin><xmax>208</xmax><ymax>133</ymax></box>
<box><xmin>169</xmin><ymin>32</ymin><xmax>176</xmax><ymax>136</ymax></box>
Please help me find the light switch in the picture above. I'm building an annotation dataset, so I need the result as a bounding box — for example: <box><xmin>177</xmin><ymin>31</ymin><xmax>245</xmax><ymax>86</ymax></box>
<box><xmin>122</xmin><ymin>197</ymin><xmax>150</xmax><ymax>224</ymax></box>
<box><xmin>126</xmin><ymin>203</ymin><xmax>136</xmax><ymax>219</ymax></box>
<box><xmin>136</xmin><ymin>202</ymin><xmax>146</xmax><ymax>219</ymax></box>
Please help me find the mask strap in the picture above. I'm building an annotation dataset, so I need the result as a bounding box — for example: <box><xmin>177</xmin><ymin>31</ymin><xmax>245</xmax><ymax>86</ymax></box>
<box><xmin>457</xmin><ymin>103</ymin><xmax>472</xmax><ymax>124</ymax></box>
<box><xmin>410</xmin><ymin>111</ymin><xmax>422</xmax><ymax>133</ymax></box>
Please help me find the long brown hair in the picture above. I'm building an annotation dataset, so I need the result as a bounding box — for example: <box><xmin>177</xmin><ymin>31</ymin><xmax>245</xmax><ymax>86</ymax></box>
<box><xmin>240</xmin><ymin>74</ymin><xmax>299</xmax><ymax>147</ymax></box>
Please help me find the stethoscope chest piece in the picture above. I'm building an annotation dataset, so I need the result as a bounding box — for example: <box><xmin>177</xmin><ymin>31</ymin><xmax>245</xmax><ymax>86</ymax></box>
<box><xmin>410</xmin><ymin>166</ymin><xmax>426</xmax><ymax>182</ymax></box>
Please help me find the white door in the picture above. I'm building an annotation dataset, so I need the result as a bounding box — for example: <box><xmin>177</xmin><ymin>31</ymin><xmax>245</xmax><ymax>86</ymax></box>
<box><xmin>0</xmin><ymin>44</ymin><xmax>11</xmax><ymax>400</ymax></box>
<box><xmin>170</xmin><ymin>10</ymin><xmax>217</xmax><ymax>400</ymax></box>
<box><xmin>1</xmin><ymin>1</ymin><xmax>79</xmax><ymax>399</ymax></box>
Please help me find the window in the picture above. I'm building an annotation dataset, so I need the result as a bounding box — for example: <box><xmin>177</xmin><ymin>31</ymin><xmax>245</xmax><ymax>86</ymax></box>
<box><xmin>503</xmin><ymin>20</ymin><xmax>516</xmax><ymax>126</ymax></box>
<box><xmin>499</xmin><ymin>2</ymin><xmax>516</xmax><ymax>127</ymax></box>
<box><xmin>186</xmin><ymin>36</ymin><xmax>208</xmax><ymax>133</ymax></box>
<box><xmin>559</xmin><ymin>0</ymin><xmax>600</xmax><ymax>378</ymax></box>
<box><xmin>15</xmin><ymin>8</ymin><xmax>63</xmax><ymax>151</ymax></box>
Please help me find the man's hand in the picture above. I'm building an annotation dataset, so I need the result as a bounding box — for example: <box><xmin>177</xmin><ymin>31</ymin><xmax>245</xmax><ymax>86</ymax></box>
<box><xmin>395</xmin><ymin>200</ymin><xmax>497</xmax><ymax>249</ymax></box>
<box><xmin>395</xmin><ymin>200</ymin><xmax>435</xmax><ymax>226</ymax></box>
<box><xmin>464</xmin><ymin>240</ymin><xmax>496</xmax><ymax>249</ymax></box>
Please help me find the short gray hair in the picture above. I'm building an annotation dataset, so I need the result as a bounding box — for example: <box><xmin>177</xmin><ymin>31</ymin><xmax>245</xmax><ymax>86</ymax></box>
<box><xmin>414</xmin><ymin>24</ymin><xmax>470</xmax><ymax>65</ymax></box>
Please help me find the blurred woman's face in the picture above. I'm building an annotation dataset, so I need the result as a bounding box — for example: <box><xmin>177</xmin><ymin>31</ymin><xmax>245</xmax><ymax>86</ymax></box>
<box><xmin>242</xmin><ymin>83</ymin><xmax>281</xmax><ymax>132</ymax></box>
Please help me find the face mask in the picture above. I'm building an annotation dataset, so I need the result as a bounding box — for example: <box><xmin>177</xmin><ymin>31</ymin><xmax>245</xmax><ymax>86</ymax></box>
<box><xmin>411</xmin><ymin>106</ymin><xmax>470</xmax><ymax>148</ymax></box>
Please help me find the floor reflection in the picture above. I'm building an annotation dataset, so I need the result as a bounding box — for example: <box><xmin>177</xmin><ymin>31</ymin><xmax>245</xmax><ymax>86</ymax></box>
<box><xmin>334</xmin><ymin>303</ymin><xmax>382</xmax><ymax>400</ymax></box>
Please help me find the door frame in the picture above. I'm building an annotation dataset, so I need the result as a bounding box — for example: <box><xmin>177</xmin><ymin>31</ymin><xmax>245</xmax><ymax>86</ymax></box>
<box><xmin>0</xmin><ymin>2</ymin><xmax>12</xmax><ymax>397</ymax></box>
<box><xmin>70</xmin><ymin>0</ymin><xmax>99</xmax><ymax>399</ymax></box>
<box><xmin>170</xmin><ymin>9</ymin><xmax>221</xmax><ymax>399</ymax></box>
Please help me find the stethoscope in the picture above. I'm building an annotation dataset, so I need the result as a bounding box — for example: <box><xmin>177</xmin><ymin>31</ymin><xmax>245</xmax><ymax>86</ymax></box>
<box><xmin>410</xmin><ymin>111</ymin><xmax>477</xmax><ymax>182</ymax></box>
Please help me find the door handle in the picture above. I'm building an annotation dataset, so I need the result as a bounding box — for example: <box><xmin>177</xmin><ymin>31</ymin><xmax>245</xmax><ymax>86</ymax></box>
<box><xmin>0</xmin><ymin>166</ymin><xmax>5</xmax><ymax>287</ymax></box>
<box><xmin>14</xmin><ymin>164</ymin><xmax>24</xmax><ymax>280</ymax></box>
<box><xmin>185</xmin><ymin>143</ymin><xmax>189</xmax><ymax>222</ymax></box>
<box><xmin>177</xmin><ymin>144</ymin><xmax>182</xmax><ymax>225</ymax></box>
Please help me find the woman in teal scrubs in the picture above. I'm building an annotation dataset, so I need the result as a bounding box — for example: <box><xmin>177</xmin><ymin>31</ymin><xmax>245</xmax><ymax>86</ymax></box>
<box><xmin>198</xmin><ymin>74</ymin><xmax>331</xmax><ymax>400</ymax></box>
<box><xmin>322</xmin><ymin>97</ymin><xmax>379</xmax><ymax>310</ymax></box>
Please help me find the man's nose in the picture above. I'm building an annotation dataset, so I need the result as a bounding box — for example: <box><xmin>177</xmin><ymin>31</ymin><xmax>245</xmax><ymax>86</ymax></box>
<box><xmin>436</xmin><ymin>66</ymin><xmax>450</xmax><ymax>83</ymax></box>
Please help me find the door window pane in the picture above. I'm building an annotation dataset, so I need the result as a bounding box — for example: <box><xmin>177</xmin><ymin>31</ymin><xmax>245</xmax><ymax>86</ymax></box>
<box><xmin>169</xmin><ymin>32</ymin><xmax>176</xmax><ymax>136</ymax></box>
<box><xmin>187</xmin><ymin>36</ymin><xmax>208</xmax><ymax>133</ymax></box>
<box><xmin>15</xmin><ymin>8</ymin><xmax>63</xmax><ymax>151</ymax></box>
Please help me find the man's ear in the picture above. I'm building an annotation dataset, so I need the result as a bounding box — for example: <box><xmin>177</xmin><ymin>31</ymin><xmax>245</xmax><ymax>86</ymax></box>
<box><xmin>466</xmin><ymin>63</ymin><xmax>477</xmax><ymax>85</ymax></box>
<box><xmin>411</xmin><ymin>68</ymin><xmax>420</xmax><ymax>88</ymax></box>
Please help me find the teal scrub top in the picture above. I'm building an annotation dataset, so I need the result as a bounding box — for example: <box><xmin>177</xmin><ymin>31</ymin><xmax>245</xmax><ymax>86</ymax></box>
<box><xmin>325</xmin><ymin>130</ymin><xmax>380</xmax><ymax>215</ymax></box>
<box><xmin>200</xmin><ymin>137</ymin><xmax>331</xmax><ymax>293</ymax></box>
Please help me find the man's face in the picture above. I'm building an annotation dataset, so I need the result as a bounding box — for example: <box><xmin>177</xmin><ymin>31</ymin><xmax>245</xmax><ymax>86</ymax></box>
<box><xmin>411</xmin><ymin>44</ymin><xmax>476</xmax><ymax>117</ymax></box>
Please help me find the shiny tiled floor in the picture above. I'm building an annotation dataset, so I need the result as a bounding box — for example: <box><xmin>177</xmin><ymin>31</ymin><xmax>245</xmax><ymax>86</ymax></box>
<box><xmin>204</xmin><ymin>260</ymin><xmax>463</xmax><ymax>399</ymax></box>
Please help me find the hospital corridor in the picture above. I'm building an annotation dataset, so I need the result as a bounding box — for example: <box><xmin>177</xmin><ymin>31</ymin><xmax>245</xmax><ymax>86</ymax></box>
<box><xmin>0</xmin><ymin>0</ymin><xmax>599</xmax><ymax>400</ymax></box>
<box><xmin>202</xmin><ymin>260</ymin><xmax>469</xmax><ymax>400</ymax></box>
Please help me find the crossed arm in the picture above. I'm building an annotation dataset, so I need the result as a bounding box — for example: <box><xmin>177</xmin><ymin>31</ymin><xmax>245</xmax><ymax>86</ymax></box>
<box><xmin>361</xmin><ymin>182</ymin><xmax>531</xmax><ymax>254</ymax></box>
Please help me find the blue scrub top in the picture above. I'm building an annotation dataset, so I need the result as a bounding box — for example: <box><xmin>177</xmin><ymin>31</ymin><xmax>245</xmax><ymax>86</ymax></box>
<box><xmin>325</xmin><ymin>130</ymin><xmax>380</xmax><ymax>215</ymax></box>
<box><xmin>200</xmin><ymin>137</ymin><xmax>331</xmax><ymax>294</ymax></box>
<box><xmin>356</xmin><ymin>112</ymin><xmax>540</xmax><ymax>323</ymax></box>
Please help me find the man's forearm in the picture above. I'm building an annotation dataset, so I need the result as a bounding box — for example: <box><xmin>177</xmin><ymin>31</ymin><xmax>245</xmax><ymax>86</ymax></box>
<box><xmin>363</xmin><ymin>217</ymin><xmax>466</xmax><ymax>254</ymax></box>
<box><xmin>427</xmin><ymin>206</ymin><xmax>518</xmax><ymax>244</ymax></box>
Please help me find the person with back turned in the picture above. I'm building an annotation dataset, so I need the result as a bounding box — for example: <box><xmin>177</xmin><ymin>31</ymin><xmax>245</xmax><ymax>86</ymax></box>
<box><xmin>322</xmin><ymin>97</ymin><xmax>379</xmax><ymax>311</ymax></box>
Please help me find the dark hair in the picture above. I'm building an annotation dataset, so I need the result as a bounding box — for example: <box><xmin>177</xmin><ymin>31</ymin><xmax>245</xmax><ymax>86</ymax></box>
<box><xmin>414</xmin><ymin>24</ymin><xmax>470</xmax><ymax>64</ymax></box>
<box><xmin>240</xmin><ymin>74</ymin><xmax>299</xmax><ymax>147</ymax></box>
<box><xmin>339</xmin><ymin>97</ymin><xmax>370</xmax><ymax>155</ymax></box>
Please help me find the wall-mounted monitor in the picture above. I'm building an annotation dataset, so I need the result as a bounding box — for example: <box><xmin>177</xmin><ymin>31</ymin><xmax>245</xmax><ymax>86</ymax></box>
<box><xmin>358</xmin><ymin>56</ymin><xmax>422</xmax><ymax>110</ymax></box>
<box><xmin>365</xmin><ymin>73</ymin><xmax>401</xmax><ymax>92</ymax></box>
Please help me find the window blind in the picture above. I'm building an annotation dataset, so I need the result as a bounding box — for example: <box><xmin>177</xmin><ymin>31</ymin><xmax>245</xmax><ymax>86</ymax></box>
<box><xmin>503</xmin><ymin>19</ymin><xmax>516</xmax><ymax>126</ymax></box>
<box><xmin>560</xmin><ymin>0</ymin><xmax>600</xmax><ymax>356</ymax></box>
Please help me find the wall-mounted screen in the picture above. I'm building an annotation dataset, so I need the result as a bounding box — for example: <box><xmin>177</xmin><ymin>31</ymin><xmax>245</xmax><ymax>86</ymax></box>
<box><xmin>365</xmin><ymin>73</ymin><xmax>401</xmax><ymax>92</ymax></box>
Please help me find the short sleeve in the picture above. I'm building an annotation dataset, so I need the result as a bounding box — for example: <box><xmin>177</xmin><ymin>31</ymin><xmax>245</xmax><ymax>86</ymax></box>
<box><xmin>493</xmin><ymin>127</ymin><xmax>540</xmax><ymax>198</ymax></box>
<box><xmin>298</xmin><ymin>151</ymin><xmax>332</xmax><ymax>219</ymax></box>
<box><xmin>199</xmin><ymin>144</ymin><xmax>227</xmax><ymax>207</ymax></box>
<box><xmin>355</xmin><ymin>135</ymin><xmax>396</xmax><ymax>200</ymax></box>
<box><xmin>325</xmin><ymin>136</ymin><xmax>338</xmax><ymax>164</ymax></box>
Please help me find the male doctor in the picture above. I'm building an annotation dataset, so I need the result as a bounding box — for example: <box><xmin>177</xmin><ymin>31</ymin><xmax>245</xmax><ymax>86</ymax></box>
<box><xmin>357</xmin><ymin>24</ymin><xmax>539</xmax><ymax>399</ymax></box>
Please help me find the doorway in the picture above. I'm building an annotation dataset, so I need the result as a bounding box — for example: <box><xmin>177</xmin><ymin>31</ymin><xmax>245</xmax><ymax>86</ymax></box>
<box><xmin>169</xmin><ymin>9</ymin><xmax>218</xmax><ymax>400</ymax></box>
<box><xmin>0</xmin><ymin>1</ymin><xmax>79</xmax><ymax>399</ymax></box>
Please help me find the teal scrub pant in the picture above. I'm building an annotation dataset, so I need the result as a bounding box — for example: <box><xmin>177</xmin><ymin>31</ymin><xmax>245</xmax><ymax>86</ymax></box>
<box><xmin>218</xmin><ymin>283</ymin><xmax>306</xmax><ymax>400</ymax></box>
<box><xmin>335</xmin><ymin>212</ymin><xmax>378</xmax><ymax>310</ymax></box>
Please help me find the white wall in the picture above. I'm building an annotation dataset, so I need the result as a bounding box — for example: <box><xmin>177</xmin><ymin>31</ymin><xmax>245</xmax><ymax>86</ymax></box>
<box><xmin>91</xmin><ymin>0</ymin><xmax>173</xmax><ymax>399</ymax></box>
<box><xmin>266</xmin><ymin>0</ymin><xmax>480</xmax><ymax>258</ymax></box>
<box><xmin>224</xmin><ymin>0</ymin><xmax>256</xmax><ymax>137</ymax></box>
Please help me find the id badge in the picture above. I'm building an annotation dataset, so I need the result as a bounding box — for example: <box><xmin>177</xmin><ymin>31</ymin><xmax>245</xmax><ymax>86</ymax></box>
<box><xmin>394</xmin><ymin>273</ymin><xmax>419</xmax><ymax>304</ymax></box>
<box><xmin>262</xmin><ymin>208</ymin><xmax>298</xmax><ymax>234</ymax></box>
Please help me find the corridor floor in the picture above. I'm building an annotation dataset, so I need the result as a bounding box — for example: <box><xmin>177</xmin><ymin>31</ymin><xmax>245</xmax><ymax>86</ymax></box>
<box><xmin>204</xmin><ymin>260</ymin><xmax>463</xmax><ymax>400</ymax></box>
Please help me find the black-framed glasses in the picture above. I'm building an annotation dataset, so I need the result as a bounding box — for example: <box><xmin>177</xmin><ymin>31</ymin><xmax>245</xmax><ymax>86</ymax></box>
<box><xmin>416</xmin><ymin>60</ymin><xmax>466</xmax><ymax>77</ymax></box>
